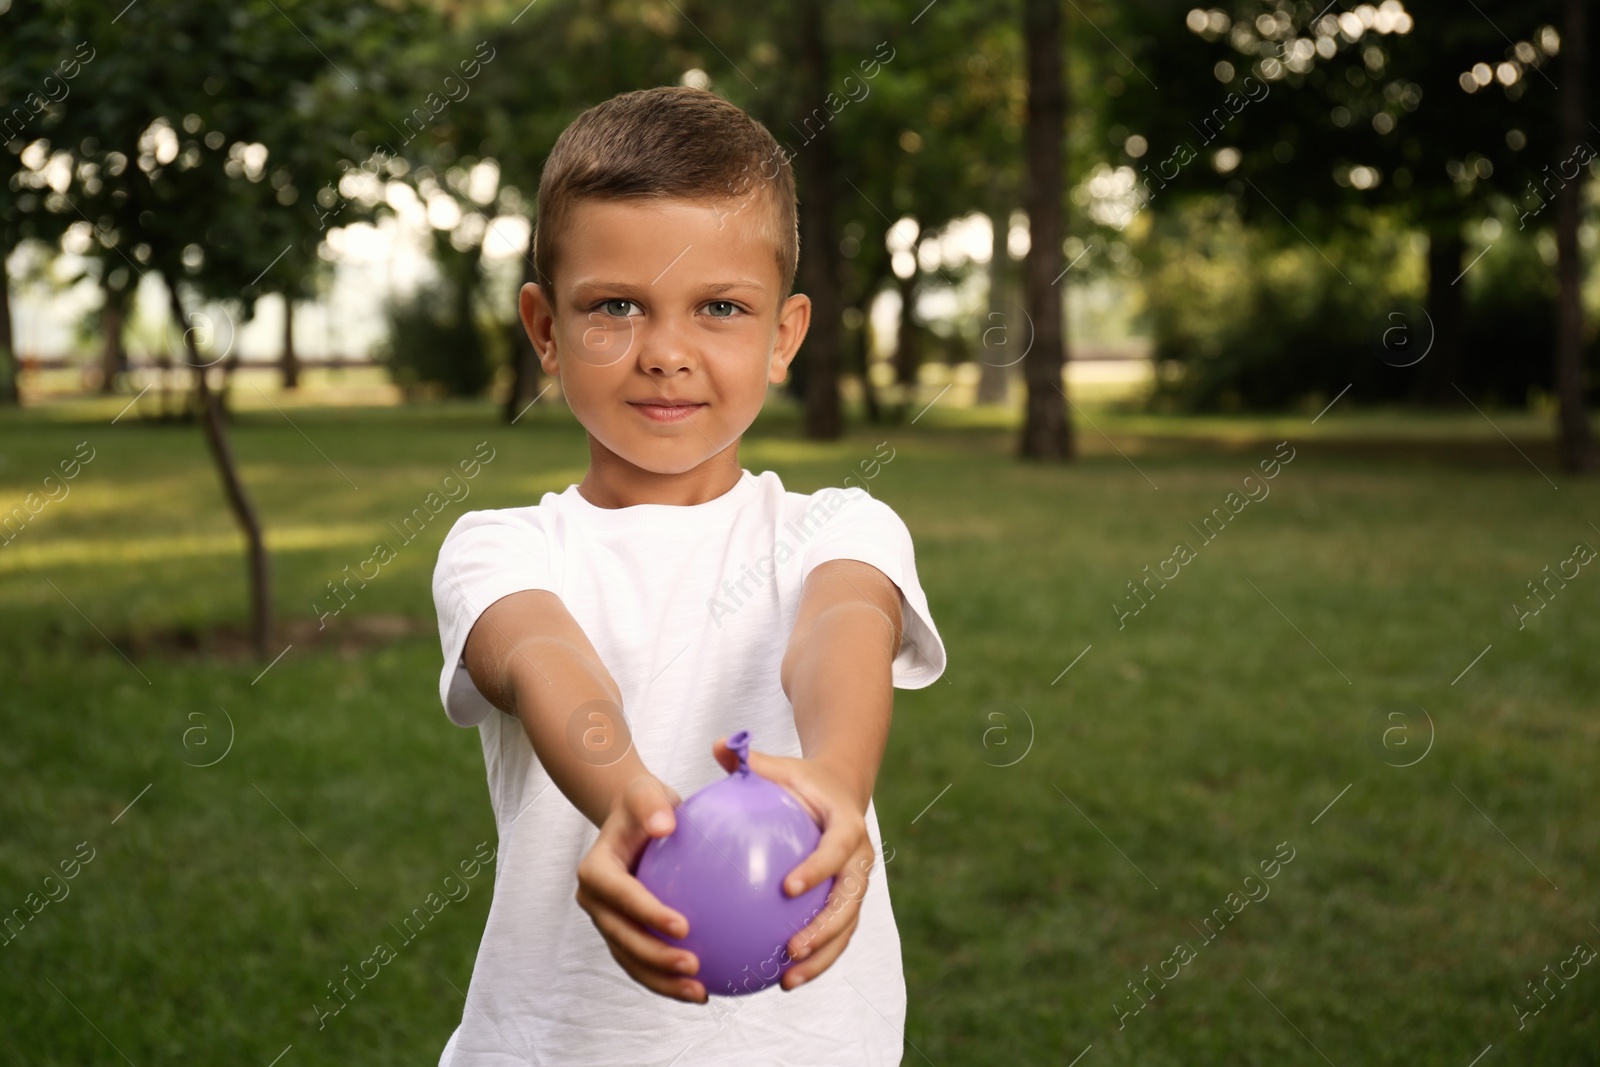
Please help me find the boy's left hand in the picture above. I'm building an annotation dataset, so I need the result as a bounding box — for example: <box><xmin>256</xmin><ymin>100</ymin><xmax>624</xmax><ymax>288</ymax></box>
<box><xmin>711</xmin><ymin>736</ymin><xmax>876</xmax><ymax>991</ymax></box>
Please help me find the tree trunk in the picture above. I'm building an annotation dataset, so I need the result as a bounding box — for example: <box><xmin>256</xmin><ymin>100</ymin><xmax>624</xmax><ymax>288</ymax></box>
<box><xmin>281</xmin><ymin>296</ymin><xmax>300</xmax><ymax>390</ymax></box>
<box><xmin>977</xmin><ymin>204</ymin><xmax>1013</xmax><ymax>405</ymax></box>
<box><xmin>1020</xmin><ymin>0</ymin><xmax>1073</xmax><ymax>459</ymax></box>
<box><xmin>1556</xmin><ymin>0</ymin><xmax>1598</xmax><ymax>472</ymax></box>
<box><xmin>1415</xmin><ymin>225</ymin><xmax>1464</xmax><ymax>405</ymax></box>
<box><xmin>795</xmin><ymin>0</ymin><xmax>842</xmax><ymax>440</ymax></box>
<box><xmin>99</xmin><ymin>291</ymin><xmax>128</xmax><ymax>395</ymax></box>
<box><xmin>857</xmin><ymin>286</ymin><xmax>882</xmax><ymax>425</ymax></box>
<box><xmin>220</xmin><ymin>353</ymin><xmax>239</xmax><ymax>419</ymax></box>
<box><xmin>504</xmin><ymin>250</ymin><xmax>545</xmax><ymax>422</ymax></box>
<box><xmin>893</xmin><ymin>269</ymin><xmax>920</xmax><ymax>389</ymax></box>
<box><xmin>0</xmin><ymin>252</ymin><xmax>18</xmax><ymax>405</ymax></box>
<box><xmin>169</xmin><ymin>283</ymin><xmax>273</xmax><ymax>659</ymax></box>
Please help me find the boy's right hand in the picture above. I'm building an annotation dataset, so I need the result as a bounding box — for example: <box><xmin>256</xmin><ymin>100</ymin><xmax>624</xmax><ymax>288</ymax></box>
<box><xmin>575</xmin><ymin>775</ymin><xmax>708</xmax><ymax>1004</ymax></box>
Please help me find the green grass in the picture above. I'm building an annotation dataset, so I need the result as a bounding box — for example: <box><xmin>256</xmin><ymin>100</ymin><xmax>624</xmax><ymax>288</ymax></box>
<box><xmin>3</xmin><ymin>394</ymin><xmax>1598</xmax><ymax>1065</ymax></box>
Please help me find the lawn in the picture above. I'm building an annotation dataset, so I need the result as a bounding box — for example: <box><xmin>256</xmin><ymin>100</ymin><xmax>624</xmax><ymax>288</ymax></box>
<box><xmin>2</xmin><ymin>394</ymin><xmax>1597</xmax><ymax>1065</ymax></box>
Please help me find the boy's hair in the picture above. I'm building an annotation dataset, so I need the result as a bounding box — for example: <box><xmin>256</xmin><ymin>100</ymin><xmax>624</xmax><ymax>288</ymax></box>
<box><xmin>533</xmin><ymin>85</ymin><xmax>799</xmax><ymax>305</ymax></box>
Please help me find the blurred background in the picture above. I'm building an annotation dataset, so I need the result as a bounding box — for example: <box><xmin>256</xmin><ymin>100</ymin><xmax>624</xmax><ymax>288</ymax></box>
<box><xmin>3</xmin><ymin>0</ymin><xmax>1597</xmax><ymax>1064</ymax></box>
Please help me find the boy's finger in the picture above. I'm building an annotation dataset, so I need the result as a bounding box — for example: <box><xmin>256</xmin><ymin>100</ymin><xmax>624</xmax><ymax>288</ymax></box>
<box><xmin>605</xmin><ymin>942</ymin><xmax>707</xmax><ymax>1004</ymax></box>
<box><xmin>579</xmin><ymin>852</ymin><xmax>689</xmax><ymax>939</ymax></box>
<box><xmin>624</xmin><ymin>776</ymin><xmax>680</xmax><ymax>838</ymax></box>
<box><xmin>786</xmin><ymin>876</ymin><xmax>864</xmax><ymax>961</ymax></box>
<box><xmin>588</xmin><ymin>903</ymin><xmax>699</xmax><ymax>978</ymax></box>
<box><xmin>783</xmin><ymin>911</ymin><xmax>860</xmax><ymax>991</ymax></box>
<box><xmin>783</xmin><ymin>825</ymin><xmax>868</xmax><ymax>898</ymax></box>
<box><xmin>729</xmin><ymin>747</ymin><xmax>825</xmax><ymax>823</ymax></box>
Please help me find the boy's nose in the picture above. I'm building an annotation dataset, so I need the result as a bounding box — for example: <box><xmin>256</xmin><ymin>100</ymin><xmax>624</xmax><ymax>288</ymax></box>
<box><xmin>637</xmin><ymin>317</ymin><xmax>697</xmax><ymax>376</ymax></box>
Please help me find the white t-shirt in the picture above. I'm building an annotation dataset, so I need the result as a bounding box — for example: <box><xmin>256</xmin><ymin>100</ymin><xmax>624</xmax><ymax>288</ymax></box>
<box><xmin>430</xmin><ymin>467</ymin><xmax>947</xmax><ymax>1067</ymax></box>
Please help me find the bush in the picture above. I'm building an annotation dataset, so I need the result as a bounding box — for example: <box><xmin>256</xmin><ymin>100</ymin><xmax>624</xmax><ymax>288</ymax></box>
<box><xmin>1136</xmin><ymin>197</ymin><xmax>1599</xmax><ymax>411</ymax></box>
<box><xmin>1137</xmin><ymin>198</ymin><xmax>1415</xmax><ymax>411</ymax></box>
<box><xmin>377</xmin><ymin>263</ymin><xmax>492</xmax><ymax>400</ymax></box>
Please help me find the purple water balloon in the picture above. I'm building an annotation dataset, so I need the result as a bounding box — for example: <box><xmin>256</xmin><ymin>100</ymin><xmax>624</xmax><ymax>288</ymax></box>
<box><xmin>634</xmin><ymin>729</ymin><xmax>834</xmax><ymax>996</ymax></box>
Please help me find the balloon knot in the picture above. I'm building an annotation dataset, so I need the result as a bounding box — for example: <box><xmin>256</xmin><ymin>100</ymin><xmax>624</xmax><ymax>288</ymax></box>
<box><xmin>727</xmin><ymin>729</ymin><xmax>751</xmax><ymax>776</ymax></box>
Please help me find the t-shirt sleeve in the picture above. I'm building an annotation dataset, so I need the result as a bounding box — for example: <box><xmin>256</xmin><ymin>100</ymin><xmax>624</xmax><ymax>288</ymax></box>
<box><xmin>431</xmin><ymin>508</ymin><xmax>557</xmax><ymax>728</ymax></box>
<box><xmin>797</xmin><ymin>487</ymin><xmax>947</xmax><ymax>689</ymax></box>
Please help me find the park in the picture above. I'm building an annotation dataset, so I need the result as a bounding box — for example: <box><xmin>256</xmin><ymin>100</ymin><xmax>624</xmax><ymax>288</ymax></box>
<box><xmin>3</xmin><ymin>0</ymin><xmax>1598</xmax><ymax>1064</ymax></box>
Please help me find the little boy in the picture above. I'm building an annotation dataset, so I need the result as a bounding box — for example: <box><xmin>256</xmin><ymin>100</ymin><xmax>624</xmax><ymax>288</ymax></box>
<box><xmin>430</xmin><ymin>85</ymin><xmax>946</xmax><ymax>1065</ymax></box>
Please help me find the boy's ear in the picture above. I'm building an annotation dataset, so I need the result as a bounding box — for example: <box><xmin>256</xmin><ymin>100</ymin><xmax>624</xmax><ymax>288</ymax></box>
<box><xmin>768</xmin><ymin>293</ymin><xmax>811</xmax><ymax>385</ymax></box>
<box><xmin>518</xmin><ymin>282</ymin><xmax>560</xmax><ymax>376</ymax></box>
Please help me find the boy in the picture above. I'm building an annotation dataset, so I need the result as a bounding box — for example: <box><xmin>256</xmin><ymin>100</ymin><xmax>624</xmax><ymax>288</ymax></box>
<box><xmin>430</xmin><ymin>85</ymin><xmax>946</xmax><ymax>1065</ymax></box>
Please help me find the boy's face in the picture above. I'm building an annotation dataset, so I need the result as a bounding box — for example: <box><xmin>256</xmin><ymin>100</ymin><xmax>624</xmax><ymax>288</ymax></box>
<box><xmin>519</xmin><ymin>194</ymin><xmax>809</xmax><ymax>496</ymax></box>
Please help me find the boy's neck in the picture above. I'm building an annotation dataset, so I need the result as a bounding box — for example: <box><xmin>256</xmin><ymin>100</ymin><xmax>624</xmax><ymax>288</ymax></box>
<box><xmin>577</xmin><ymin>440</ymin><xmax>745</xmax><ymax>509</ymax></box>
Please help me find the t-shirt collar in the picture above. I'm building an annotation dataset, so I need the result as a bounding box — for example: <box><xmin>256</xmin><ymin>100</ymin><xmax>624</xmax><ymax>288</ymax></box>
<box><xmin>561</xmin><ymin>468</ymin><xmax>758</xmax><ymax>525</ymax></box>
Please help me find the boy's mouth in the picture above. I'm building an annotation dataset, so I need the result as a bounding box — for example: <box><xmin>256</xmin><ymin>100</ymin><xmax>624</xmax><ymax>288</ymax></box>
<box><xmin>629</xmin><ymin>398</ymin><xmax>707</xmax><ymax>423</ymax></box>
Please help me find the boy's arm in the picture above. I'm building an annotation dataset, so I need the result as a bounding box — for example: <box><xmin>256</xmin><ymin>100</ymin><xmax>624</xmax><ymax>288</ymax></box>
<box><xmin>462</xmin><ymin>590</ymin><xmax>710</xmax><ymax>1004</ymax></box>
<box><xmin>463</xmin><ymin>588</ymin><xmax>648</xmax><ymax>827</ymax></box>
<box><xmin>711</xmin><ymin>556</ymin><xmax>904</xmax><ymax>991</ymax></box>
<box><xmin>781</xmin><ymin>558</ymin><xmax>902</xmax><ymax>809</ymax></box>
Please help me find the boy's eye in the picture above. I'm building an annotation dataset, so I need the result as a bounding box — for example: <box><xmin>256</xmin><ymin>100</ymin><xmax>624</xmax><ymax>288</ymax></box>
<box><xmin>704</xmin><ymin>300</ymin><xmax>742</xmax><ymax>318</ymax></box>
<box><xmin>596</xmin><ymin>299</ymin><xmax>639</xmax><ymax>317</ymax></box>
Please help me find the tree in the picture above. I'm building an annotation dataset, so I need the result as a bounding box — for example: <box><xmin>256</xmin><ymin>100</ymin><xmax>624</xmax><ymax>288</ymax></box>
<box><xmin>1107</xmin><ymin>0</ymin><xmax>1591</xmax><ymax>427</ymax></box>
<box><xmin>29</xmin><ymin>0</ymin><xmax>427</xmax><ymax>655</ymax></box>
<box><xmin>978</xmin><ymin>204</ymin><xmax>1018</xmax><ymax>405</ymax></box>
<box><xmin>1554</xmin><ymin>0</ymin><xmax>1597</xmax><ymax>471</ymax></box>
<box><xmin>859</xmin><ymin>3</ymin><xmax>1030</xmax><ymax>420</ymax></box>
<box><xmin>169</xmin><ymin>285</ymin><xmax>273</xmax><ymax>656</ymax></box>
<box><xmin>96</xmin><ymin>282</ymin><xmax>130</xmax><ymax>394</ymax></box>
<box><xmin>1020</xmin><ymin>0</ymin><xmax>1074</xmax><ymax>459</ymax></box>
<box><xmin>1</xmin><ymin>8</ymin><xmax>83</xmax><ymax>404</ymax></box>
<box><xmin>281</xmin><ymin>299</ymin><xmax>300</xmax><ymax>390</ymax></box>
<box><xmin>735</xmin><ymin>0</ymin><xmax>1032</xmax><ymax>425</ymax></box>
<box><xmin>793</xmin><ymin>0</ymin><xmax>846</xmax><ymax>439</ymax></box>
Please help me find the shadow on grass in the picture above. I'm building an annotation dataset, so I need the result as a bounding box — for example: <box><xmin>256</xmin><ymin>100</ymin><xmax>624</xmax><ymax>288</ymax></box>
<box><xmin>65</xmin><ymin>614</ymin><xmax>434</xmax><ymax>664</ymax></box>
